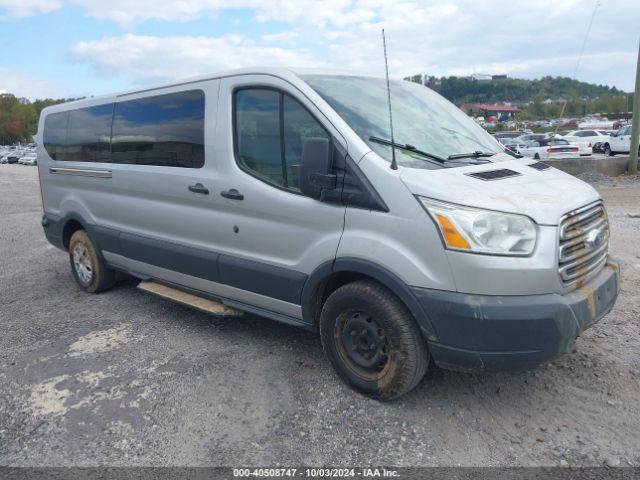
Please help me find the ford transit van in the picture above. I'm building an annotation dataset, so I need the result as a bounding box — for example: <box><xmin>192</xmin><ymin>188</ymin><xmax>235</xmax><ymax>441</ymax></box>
<box><xmin>37</xmin><ymin>68</ymin><xmax>619</xmax><ymax>399</ymax></box>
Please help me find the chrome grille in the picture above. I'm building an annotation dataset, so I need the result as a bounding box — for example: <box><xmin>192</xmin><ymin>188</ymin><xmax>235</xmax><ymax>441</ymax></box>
<box><xmin>558</xmin><ymin>202</ymin><xmax>609</xmax><ymax>286</ymax></box>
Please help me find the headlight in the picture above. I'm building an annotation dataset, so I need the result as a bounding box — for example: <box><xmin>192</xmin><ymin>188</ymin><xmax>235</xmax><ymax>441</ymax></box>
<box><xmin>418</xmin><ymin>197</ymin><xmax>537</xmax><ymax>256</ymax></box>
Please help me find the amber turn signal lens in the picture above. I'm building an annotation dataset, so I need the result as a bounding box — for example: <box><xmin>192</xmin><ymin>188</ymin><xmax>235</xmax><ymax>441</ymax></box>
<box><xmin>434</xmin><ymin>214</ymin><xmax>471</xmax><ymax>249</ymax></box>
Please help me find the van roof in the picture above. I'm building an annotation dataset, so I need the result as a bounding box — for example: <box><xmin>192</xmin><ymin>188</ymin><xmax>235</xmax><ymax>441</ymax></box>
<box><xmin>41</xmin><ymin>67</ymin><xmax>386</xmax><ymax>114</ymax></box>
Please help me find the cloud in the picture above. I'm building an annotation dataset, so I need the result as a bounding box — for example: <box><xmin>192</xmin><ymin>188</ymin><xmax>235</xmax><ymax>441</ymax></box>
<box><xmin>4</xmin><ymin>0</ymin><xmax>637</xmax><ymax>93</ymax></box>
<box><xmin>0</xmin><ymin>70</ymin><xmax>60</xmax><ymax>98</ymax></box>
<box><xmin>261</xmin><ymin>30</ymin><xmax>298</xmax><ymax>43</ymax></box>
<box><xmin>0</xmin><ymin>0</ymin><xmax>356</xmax><ymax>27</ymax></box>
<box><xmin>69</xmin><ymin>34</ymin><xmax>322</xmax><ymax>84</ymax></box>
<box><xmin>0</xmin><ymin>0</ymin><xmax>61</xmax><ymax>17</ymax></box>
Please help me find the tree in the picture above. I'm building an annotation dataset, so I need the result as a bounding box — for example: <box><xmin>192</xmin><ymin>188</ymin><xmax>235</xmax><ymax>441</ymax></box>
<box><xmin>0</xmin><ymin>93</ymin><xmax>68</xmax><ymax>144</ymax></box>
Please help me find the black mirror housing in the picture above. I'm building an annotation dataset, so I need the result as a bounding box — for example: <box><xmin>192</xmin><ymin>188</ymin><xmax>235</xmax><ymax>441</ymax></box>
<box><xmin>299</xmin><ymin>137</ymin><xmax>335</xmax><ymax>199</ymax></box>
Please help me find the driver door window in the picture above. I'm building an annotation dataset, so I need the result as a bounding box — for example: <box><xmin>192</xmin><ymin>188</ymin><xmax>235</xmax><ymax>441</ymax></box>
<box><xmin>235</xmin><ymin>88</ymin><xmax>330</xmax><ymax>192</ymax></box>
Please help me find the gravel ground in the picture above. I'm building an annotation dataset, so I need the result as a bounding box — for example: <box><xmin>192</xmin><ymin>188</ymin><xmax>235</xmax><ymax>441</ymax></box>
<box><xmin>1</xmin><ymin>164</ymin><xmax>639</xmax><ymax>467</ymax></box>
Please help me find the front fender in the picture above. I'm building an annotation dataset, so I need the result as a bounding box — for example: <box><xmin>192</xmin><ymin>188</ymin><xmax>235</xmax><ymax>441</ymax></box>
<box><xmin>301</xmin><ymin>258</ymin><xmax>439</xmax><ymax>340</ymax></box>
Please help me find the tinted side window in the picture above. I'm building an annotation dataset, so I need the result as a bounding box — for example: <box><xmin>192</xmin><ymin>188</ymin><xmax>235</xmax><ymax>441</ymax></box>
<box><xmin>283</xmin><ymin>95</ymin><xmax>329</xmax><ymax>190</ymax></box>
<box><xmin>112</xmin><ymin>90</ymin><xmax>205</xmax><ymax>168</ymax></box>
<box><xmin>43</xmin><ymin>111</ymin><xmax>69</xmax><ymax>160</ymax></box>
<box><xmin>235</xmin><ymin>89</ymin><xmax>283</xmax><ymax>186</ymax></box>
<box><xmin>234</xmin><ymin>88</ymin><xmax>329</xmax><ymax>191</ymax></box>
<box><xmin>66</xmin><ymin>104</ymin><xmax>113</xmax><ymax>162</ymax></box>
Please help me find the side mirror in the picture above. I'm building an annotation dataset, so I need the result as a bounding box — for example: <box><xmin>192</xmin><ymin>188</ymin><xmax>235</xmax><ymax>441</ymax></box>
<box><xmin>299</xmin><ymin>137</ymin><xmax>336</xmax><ymax>199</ymax></box>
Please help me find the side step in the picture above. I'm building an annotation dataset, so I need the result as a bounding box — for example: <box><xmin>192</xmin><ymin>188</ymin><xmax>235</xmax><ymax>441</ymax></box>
<box><xmin>138</xmin><ymin>281</ymin><xmax>243</xmax><ymax>317</ymax></box>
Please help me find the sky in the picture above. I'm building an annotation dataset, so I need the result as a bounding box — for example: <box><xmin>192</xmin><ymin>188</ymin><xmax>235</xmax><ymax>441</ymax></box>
<box><xmin>0</xmin><ymin>0</ymin><xmax>638</xmax><ymax>100</ymax></box>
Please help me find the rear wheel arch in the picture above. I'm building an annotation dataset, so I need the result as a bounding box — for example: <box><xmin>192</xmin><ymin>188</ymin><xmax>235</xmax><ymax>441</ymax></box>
<box><xmin>301</xmin><ymin>258</ymin><xmax>437</xmax><ymax>339</ymax></box>
<box><xmin>62</xmin><ymin>217</ymin><xmax>88</xmax><ymax>250</ymax></box>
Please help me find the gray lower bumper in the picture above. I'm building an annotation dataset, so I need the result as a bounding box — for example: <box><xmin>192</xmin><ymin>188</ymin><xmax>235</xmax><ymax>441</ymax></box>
<box><xmin>411</xmin><ymin>260</ymin><xmax>620</xmax><ymax>372</ymax></box>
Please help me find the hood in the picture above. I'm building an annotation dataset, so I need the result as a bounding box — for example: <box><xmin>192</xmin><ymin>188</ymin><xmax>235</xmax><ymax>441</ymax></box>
<box><xmin>399</xmin><ymin>155</ymin><xmax>600</xmax><ymax>225</ymax></box>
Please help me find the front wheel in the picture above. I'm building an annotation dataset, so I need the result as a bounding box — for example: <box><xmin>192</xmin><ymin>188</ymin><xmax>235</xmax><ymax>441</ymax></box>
<box><xmin>68</xmin><ymin>230</ymin><xmax>116</xmax><ymax>293</ymax></box>
<box><xmin>319</xmin><ymin>280</ymin><xmax>429</xmax><ymax>400</ymax></box>
<box><xmin>604</xmin><ymin>144</ymin><xmax>614</xmax><ymax>156</ymax></box>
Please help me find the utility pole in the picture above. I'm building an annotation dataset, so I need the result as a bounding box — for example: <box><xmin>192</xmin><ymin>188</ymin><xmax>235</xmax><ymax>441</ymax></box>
<box><xmin>629</xmin><ymin>38</ymin><xmax>640</xmax><ymax>174</ymax></box>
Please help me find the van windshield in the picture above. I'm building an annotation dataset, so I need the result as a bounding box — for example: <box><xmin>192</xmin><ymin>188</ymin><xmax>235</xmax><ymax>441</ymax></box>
<box><xmin>301</xmin><ymin>75</ymin><xmax>502</xmax><ymax>169</ymax></box>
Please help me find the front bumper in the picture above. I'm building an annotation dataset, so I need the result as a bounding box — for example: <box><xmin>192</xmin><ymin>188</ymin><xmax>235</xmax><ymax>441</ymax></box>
<box><xmin>412</xmin><ymin>260</ymin><xmax>620</xmax><ymax>372</ymax></box>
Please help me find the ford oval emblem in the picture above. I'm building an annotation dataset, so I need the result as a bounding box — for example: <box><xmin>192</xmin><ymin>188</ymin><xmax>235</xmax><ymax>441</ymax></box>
<box><xmin>584</xmin><ymin>227</ymin><xmax>605</xmax><ymax>250</ymax></box>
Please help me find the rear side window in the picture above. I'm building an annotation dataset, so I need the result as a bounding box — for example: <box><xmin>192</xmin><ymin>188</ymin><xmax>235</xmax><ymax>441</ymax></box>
<box><xmin>65</xmin><ymin>104</ymin><xmax>113</xmax><ymax>162</ymax></box>
<box><xmin>43</xmin><ymin>111</ymin><xmax>69</xmax><ymax>160</ymax></box>
<box><xmin>234</xmin><ymin>88</ymin><xmax>330</xmax><ymax>191</ymax></box>
<box><xmin>111</xmin><ymin>90</ymin><xmax>205</xmax><ymax>168</ymax></box>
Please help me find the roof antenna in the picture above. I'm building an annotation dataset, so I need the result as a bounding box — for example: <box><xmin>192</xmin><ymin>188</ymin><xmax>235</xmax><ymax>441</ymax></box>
<box><xmin>382</xmin><ymin>28</ymin><xmax>398</xmax><ymax>170</ymax></box>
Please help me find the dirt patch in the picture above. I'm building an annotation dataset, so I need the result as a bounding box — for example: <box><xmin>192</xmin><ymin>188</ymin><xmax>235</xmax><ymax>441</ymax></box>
<box><xmin>29</xmin><ymin>375</ymin><xmax>71</xmax><ymax>417</ymax></box>
<box><xmin>68</xmin><ymin>325</ymin><xmax>138</xmax><ymax>357</ymax></box>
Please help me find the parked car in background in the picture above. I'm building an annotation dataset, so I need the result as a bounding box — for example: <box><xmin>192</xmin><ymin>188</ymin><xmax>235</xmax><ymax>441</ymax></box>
<box><xmin>500</xmin><ymin>137</ymin><xmax>528</xmax><ymax>155</ymax></box>
<box><xmin>5</xmin><ymin>153</ymin><xmax>22</xmax><ymax>164</ymax></box>
<box><xmin>563</xmin><ymin>130</ymin><xmax>609</xmax><ymax>148</ymax></box>
<box><xmin>515</xmin><ymin>133</ymin><xmax>547</xmax><ymax>144</ymax></box>
<box><xmin>19</xmin><ymin>153</ymin><xmax>38</xmax><ymax>165</ymax></box>
<box><xmin>518</xmin><ymin>138</ymin><xmax>580</xmax><ymax>160</ymax></box>
<box><xmin>593</xmin><ymin>141</ymin><xmax>606</xmax><ymax>154</ymax></box>
<box><xmin>605</xmin><ymin>125</ymin><xmax>639</xmax><ymax>156</ymax></box>
<box><xmin>492</xmin><ymin>131</ymin><xmax>527</xmax><ymax>141</ymax></box>
<box><xmin>555</xmin><ymin>130</ymin><xmax>573</xmax><ymax>137</ymax></box>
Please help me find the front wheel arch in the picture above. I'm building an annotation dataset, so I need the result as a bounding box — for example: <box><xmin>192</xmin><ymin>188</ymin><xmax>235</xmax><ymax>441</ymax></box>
<box><xmin>301</xmin><ymin>258</ymin><xmax>438</xmax><ymax>340</ymax></box>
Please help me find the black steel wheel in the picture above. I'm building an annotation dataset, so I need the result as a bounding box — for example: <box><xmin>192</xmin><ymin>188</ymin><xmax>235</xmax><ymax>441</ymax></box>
<box><xmin>320</xmin><ymin>280</ymin><xmax>429</xmax><ymax>400</ymax></box>
<box><xmin>336</xmin><ymin>310</ymin><xmax>390</xmax><ymax>378</ymax></box>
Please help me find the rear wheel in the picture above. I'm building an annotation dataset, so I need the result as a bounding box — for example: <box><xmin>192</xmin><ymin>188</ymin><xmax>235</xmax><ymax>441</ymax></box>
<box><xmin>319</xmin><ymin>280</ymin><xmax>429</xmax><ymax>400</ymax></box>
<box><xmin>534</xmin><ymin>153</ymin><xmax>540</xmax><ymax>160</ymax></box>
<box><xmin>68</xmin><ymin>230</ymin><xmax>115</xmax><ymax>293</ymax></box>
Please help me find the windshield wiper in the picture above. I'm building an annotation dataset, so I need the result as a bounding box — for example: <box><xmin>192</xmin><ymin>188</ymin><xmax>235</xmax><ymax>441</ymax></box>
<box><xmin>447</xmin><ymin>151</ymin><xmax>496</xmax><ymax>161</ymax></box>
<box><xmin>369</xmin><ymin>136</ymin><xmax>446</xmax><ymax>164</ymax></box>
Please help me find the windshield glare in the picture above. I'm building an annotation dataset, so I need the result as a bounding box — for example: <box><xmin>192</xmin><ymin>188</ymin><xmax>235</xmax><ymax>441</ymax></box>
<box><xmin>301</xmin><ymin>75</ymin><xmax>501</xmax><ymax>169</ymax></box>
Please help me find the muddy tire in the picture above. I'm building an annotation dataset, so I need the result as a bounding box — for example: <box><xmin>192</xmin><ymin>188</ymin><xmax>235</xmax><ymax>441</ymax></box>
<box><xmin>319</xmin><ymin>280</ymin><xmax>429</xmax><ymax>400</ymax></box>
<box><xmin>68</xmin><ymin>230</ymin><xmax>115</xmax><ymax>293</ymax></box>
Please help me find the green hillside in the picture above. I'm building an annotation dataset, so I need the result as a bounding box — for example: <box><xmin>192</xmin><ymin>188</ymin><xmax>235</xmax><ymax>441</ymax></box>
<box><xmin>404</xmin><ymin>74</ymin><xmax>633</xmax><ymax>119</ymax></box>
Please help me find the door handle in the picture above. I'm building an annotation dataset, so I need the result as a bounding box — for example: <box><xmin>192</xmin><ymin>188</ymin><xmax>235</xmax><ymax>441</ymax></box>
<box><xmin>188</xmin><ymin>183</ymin><xmax>209</xmax><ymax>195</ymax></box>
<box><xmin>221</xmin><ymin>188</ymin><xmax>244</xmax><ymax>200</ymax></box>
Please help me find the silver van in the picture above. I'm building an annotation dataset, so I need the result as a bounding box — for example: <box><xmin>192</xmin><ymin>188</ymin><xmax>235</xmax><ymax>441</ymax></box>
<box><xmin>37</xmin><ymin>68</ymin><xmax>619</xmax><ymax>399</ymax></box>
